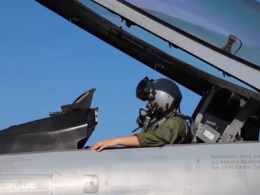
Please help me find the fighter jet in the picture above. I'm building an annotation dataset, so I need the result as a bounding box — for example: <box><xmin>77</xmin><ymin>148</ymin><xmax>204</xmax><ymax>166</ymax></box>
<box><xmin>0</xmin><ymin>0</ymin><xmax>260</xmax><ymax>195</ymax></box>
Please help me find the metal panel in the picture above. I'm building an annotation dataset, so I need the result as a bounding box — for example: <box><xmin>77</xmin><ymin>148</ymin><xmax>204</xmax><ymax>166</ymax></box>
<box><xmin>92</xmin><ymin>0</ymin><xmax>260</xmax><ymax>91</ymax></box>
<box><xmin>2</xmin><ymin>143</ymin><xmax>260</xmax><ymax>195</ymax></box>
<box><xmin>83</xmin><ymin>175</ymin><xmax>99</xmax><ymax>193</ymax></box>
<box><xmin>197</xmin><ymin>124</ymin><xmax>220</xmax><ymax>143</ymax></box>
<box><xmin>192</xmin><ymin>88</ymin><xmax>217</xmax><ymax>142</ymax></box>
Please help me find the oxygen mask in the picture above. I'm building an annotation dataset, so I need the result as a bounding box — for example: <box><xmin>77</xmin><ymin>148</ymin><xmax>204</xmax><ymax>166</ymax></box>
<box><xmin>132</xmin><ymin>108</ymin><xmax>157</xmax><ymax>133</ymax></box>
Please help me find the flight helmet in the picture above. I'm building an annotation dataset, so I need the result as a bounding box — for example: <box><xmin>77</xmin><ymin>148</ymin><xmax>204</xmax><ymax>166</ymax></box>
<box><xmin>136</xmin><ymin>77</ymin><xmax>182</xmax><ymax>115</ymax></box>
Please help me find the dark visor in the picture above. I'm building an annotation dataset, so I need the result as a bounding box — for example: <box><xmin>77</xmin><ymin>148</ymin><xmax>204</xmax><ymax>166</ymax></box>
<box><xmin>136</xmin><ymin>77</ymin><xmax>151</xmax><ymax>101</ymax></box>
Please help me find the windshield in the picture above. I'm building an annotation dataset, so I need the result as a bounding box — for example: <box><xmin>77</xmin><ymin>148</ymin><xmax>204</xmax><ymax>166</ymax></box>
<box><xmin>77</xmin><ymin>0</ymin><xmax>256</xmax><ymax>92</ymax></box>
<box><xmin>126</xmin><ymin>0</ymin><xmax>260</xmax><ymax>67</ymax></box>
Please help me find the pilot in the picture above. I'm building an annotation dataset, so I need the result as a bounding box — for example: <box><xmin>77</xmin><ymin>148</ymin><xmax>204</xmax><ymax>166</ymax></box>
<box><xmin>91</xmin><ymin>77</ymin><xmax>187</xmax><ymax>152</ymax></box>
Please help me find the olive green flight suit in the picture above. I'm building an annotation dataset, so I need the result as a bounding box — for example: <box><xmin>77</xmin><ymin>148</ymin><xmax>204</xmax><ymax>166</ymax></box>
<box><xmin>135</xmin><ymin>117</ymin><xmax>187</xmax><ymax>147</ymax></box>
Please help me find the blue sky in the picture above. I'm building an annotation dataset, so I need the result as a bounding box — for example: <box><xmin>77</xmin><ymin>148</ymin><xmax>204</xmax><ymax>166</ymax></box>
<box><xmin>0</xmin><ymin>1</ymin><xmax>253</xmax><ymax>146</ymax></box>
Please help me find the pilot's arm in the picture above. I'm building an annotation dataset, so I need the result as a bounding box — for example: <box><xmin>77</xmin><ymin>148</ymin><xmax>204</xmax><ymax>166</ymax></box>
<box><xmin>91</xmin><ymin>118</ymin><xmax>184</xmax><ymax>151</ymax></box>
<box><xmin>135</xmin><ymin>118</ymin><xmax>184</xmax><ymax>147</ymax></box>
<box><xmin>91</xmin><ymin>135</ymin><xmax>140</xmax><ymax>151</ymax></box>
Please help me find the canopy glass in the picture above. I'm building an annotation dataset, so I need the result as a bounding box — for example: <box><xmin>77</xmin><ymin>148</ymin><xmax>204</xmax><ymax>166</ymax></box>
<box><xmin>78</xmin><ymin>0</ymin><xmax>257</xmax><ymax>91</ymax></box>
<box><xmin>126</xmin><ymin>0</ymin><xmax>260</xmax><ymax>67</ymax></box>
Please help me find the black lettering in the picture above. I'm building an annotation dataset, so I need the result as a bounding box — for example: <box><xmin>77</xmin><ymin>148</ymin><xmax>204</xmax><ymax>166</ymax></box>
<box><xmin>240</xmin><ymin>155</ymin><xmax>252</xmax><ymax>159</ymax></box>
<box><xmin>210</xmin><ymin>155</ymin><xmax>237</xmax><ymax>159</ymax></box>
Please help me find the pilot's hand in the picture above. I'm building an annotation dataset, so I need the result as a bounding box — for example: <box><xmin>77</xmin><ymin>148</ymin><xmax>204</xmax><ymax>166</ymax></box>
<box><xmin>90</xmin><ymin>139</ymin><xmax>119</xmax><ymax>152</ymax></box>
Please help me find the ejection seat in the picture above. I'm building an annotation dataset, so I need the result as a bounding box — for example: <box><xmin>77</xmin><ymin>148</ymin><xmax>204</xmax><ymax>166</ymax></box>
<box><xmin>191</xmin><ymin>87</ymin><xmax>259</xmax><ymax>143</ymax></box>
<box><xmin>0</xmin><ymin>89</ymin><xmax>98</xmax><ymax>155</ymax></box>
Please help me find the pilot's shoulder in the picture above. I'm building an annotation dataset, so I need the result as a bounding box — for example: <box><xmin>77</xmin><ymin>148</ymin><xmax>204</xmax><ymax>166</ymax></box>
<box><xmin>166</xmin><ymin>116</ymin><xmax>186</xmax><ymax>125</ymax></box>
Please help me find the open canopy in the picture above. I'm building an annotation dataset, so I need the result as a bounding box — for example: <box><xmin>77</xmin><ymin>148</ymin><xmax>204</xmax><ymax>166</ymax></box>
<box><xmin>90</xmin><ymin>0</ymin><xmax>260</xmax><ymax>91</ymax></box>
<box><xmin>35</xmin><ymin>0</ymin><xmax>260</xmax><ymax>97</ymax></box>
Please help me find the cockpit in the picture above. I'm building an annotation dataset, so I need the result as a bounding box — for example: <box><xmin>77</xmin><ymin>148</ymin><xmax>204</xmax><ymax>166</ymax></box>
<box><xmin>134</xmin><ymin>84</ymin><xmax>260</xmax><ymax>145</ymax></box>
<box><xmin>0</xmin><ymin>84</ymin><xmax>259</xmax><ymax>155</ymax></box>
<box><xmin>1</xmin><ymin>0</ymin><xmax>260</xmax><ymax>155</ymax></box>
